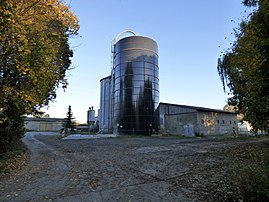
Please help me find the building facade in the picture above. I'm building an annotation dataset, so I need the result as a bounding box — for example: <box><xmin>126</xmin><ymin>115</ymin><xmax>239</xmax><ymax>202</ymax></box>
<box><xmin>25</xmin><ymin>117</ymin><xmax>65</xmax><ymax>132</ymax></box>
<box><xmin>159</xmin><ymin>103</ymin><xmax>238</xmax><ymax>136</ymax></box>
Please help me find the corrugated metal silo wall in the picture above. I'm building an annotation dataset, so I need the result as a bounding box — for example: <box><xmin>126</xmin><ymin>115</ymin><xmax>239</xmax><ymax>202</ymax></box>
<box><xmin>99</xmin><ymin>76</ymin><xmax>112</xmax><ymax>132</ymax></box>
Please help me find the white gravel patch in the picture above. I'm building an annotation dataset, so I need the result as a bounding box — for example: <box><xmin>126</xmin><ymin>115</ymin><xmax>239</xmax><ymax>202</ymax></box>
<box><xmin>62</xmin><ymin>134</ymin><xmax>118</xmax><ymax>140</ymax></box>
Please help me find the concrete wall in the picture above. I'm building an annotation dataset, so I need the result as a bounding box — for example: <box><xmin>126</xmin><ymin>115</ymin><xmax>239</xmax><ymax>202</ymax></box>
<box><xmin>159</xmin><ymin>103</ymin><xmax>238</xmax><ymax>136</ymax></box>
<box><xmin>159</xmin><ymin>104</ymin><xmax>196</xmax><ymax>133</ymax></box>
<box><xmin>164</xmin><ymin>113</ymin><xmax>197</xmax><ymax>136</ymax></box>
<box><xmin>25</xmin><ymin>118</ymin><xmax>65</xmax><ymax>131</ymax></box>
<box><xmin>196</xmin><ymin>111</ymin><xmax>238</xmax><ymax>135</ymax></box>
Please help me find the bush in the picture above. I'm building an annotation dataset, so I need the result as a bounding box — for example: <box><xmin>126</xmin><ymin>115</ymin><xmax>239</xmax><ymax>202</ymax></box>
<box><xmin>0</xmin><ymin>116</ymin><xmax>25</xmax><ymax>155</ymax></box>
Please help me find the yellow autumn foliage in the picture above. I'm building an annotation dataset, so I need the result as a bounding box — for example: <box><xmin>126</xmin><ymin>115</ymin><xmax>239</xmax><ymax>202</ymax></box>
<box><xmin>0</xmin><ymin>0</ymin><xmax>80</xmax><ymax>122</ymax></box>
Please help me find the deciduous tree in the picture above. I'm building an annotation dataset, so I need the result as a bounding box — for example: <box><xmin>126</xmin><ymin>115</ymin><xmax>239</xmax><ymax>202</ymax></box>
<box><xmin>217</xmin><ymin>0</ymin><xmax>269</xmax><ymax>133</ymax></box>
<box><xmin>0</xmin><ymin>0</ymin><xmax>79</xmax><ymax>152</ymax></box>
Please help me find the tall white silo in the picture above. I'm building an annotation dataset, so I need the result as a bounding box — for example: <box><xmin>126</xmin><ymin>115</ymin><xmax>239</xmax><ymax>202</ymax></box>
<box><xmin>99</xmin><ymin>76</ymin><xmax>112</xmax><ymax>133</ymax></box>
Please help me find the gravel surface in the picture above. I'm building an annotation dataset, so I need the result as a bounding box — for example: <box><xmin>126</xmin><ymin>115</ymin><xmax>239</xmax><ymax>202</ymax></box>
<box><xmin>0</xmin><ymin>132</ymin><xmax>268</xmax><ymax>201</ymax></box>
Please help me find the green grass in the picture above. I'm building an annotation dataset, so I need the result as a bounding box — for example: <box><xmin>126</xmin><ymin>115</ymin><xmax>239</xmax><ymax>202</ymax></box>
<box><xmin>222</xmin><ymin>160</ymin><xmax>269</xmax><ymax>201</ymax></box>
<box><xmin>201</xmin><ymin>141</ymin><xmax>269</xmax><ymax>201</ymax></box>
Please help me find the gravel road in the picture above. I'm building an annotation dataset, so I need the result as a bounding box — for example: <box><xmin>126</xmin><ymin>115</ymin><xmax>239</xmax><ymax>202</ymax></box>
<box><xmin>0</xmin><ymin>132</ymin><xmax>268</xmax><ymax>201</ymax></box>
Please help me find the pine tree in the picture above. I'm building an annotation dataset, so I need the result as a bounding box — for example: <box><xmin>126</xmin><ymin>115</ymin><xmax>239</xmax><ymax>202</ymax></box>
<box><xmin>65</xmin><ymin>105</ymin><xmax>75</xmax><ymax>130</ymax></box>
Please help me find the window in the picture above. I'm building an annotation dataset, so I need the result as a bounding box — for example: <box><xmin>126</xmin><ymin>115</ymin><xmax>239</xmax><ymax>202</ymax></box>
<box><xmin>217</xmin><ymin>120</ymin><xmax>220</xmax><ymax>124</ymax></box>
<box><xmin>230</xmin><ymin>120</ymin><xmax>232</xmax><ymax>124</ymax></box>
<box><xmin>201</xmin><ymin>119</ymin><xmax>204</xmax><ymax>124</ymax></box>
<box><xmin>222</xmin><ymin>120</ymin><xmax>225</xmax><ymax>124</ymax></box>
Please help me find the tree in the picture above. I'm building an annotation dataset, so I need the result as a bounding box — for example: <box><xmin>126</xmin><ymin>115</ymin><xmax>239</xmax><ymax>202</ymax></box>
<box><xmin>223</xmin><ymin>104</ymin><xmax>237</xmax><ymax>113</ymax></box>
<box><xmin>217</xmin><ymin>0</ymin><xmax>269</xmax><ymax>133</ymax></box>
<box><xmin>0</xmin><ymin>0</ymin><xmax>79</xmax><ymax>152</ymax></box>
<box><xmin>65</xmin><ymin>105</ymin><xmax>76</xmax><ymax>130</ymax></box>
<box><xmin>33</xmin><ymin>110</ymin><xmax>50</xmax><ymax>118</ymax></box>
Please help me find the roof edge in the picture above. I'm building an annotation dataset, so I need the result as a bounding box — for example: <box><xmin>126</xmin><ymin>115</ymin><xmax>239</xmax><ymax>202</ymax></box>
<box><xmin>159</xmin><ymin>102</ymin><xmax>236</xmax><ymax>114</ymax></box>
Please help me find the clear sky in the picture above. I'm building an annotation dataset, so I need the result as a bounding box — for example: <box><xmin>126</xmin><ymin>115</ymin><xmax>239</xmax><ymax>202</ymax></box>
<box><xmin>43</xmin><ymin>0</ymin><xmax>249</xmax><ymax>123</ymax></box>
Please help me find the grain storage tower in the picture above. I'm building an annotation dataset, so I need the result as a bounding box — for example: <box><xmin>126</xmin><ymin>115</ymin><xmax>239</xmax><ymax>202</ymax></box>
<box><xmin>112</xmin><ymin>31</ymin><xmax>159</xmax><ymax>135</ymax></box>
<box><xmin>99</xmin><ymin>75</ymin><xmax>112</xmax><ymax>133</ymax></box>
<box><xmin>99</xmin><ymin>30</ymin><xmax>159</xmax><ymax>135</ymax></box>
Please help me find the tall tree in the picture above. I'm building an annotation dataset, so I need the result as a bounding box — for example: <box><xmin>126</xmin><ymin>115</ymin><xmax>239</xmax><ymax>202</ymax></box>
<box><xmin>0</xmin><ymin>0</ymin><xmax>79</xmax><ymax>152</ymax></box>
<box><xmin>217</xmin><ymin>0</ymin><xmax>269</xmax><ymax>133</ymax></box>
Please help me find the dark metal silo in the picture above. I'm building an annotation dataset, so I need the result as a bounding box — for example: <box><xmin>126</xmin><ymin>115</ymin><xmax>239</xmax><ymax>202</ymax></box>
<box><xmin>112</xmin><ymin>35</ymin><xmax>159</xmax><ymax>135</ymax></box>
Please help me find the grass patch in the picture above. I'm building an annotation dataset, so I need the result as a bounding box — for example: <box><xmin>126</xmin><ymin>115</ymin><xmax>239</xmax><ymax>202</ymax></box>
<box><xmin>215</xmin><ymin>161</ymin><xmax>269</xmax><ymax>201</ymax></box>
<box><xmin>223</xmin><ymin>134</ymin><xmax>266</xmax><ymax>141</ymax></box>
<box><xmin>234</xmin><ymin>161</ymin><xmax>269</xmax><ymax>201</ymax></box>
<box><xmin>199</xmin><ymin>141</ymin><xmax>269</xmax><ymax>201</ymax></box>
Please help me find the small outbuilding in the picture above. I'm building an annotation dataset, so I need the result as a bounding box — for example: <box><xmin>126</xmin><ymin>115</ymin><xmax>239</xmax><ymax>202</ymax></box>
<box><xmin>158</xmin><ymin>102</ymin><xmax>238</xmax><ymax>136</ymax></box>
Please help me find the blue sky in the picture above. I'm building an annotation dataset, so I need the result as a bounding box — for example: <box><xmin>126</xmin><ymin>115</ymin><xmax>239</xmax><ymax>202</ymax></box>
<box><xmin>44</xmin><ymin>0</ymin><xmax>249</xmax><ymax>123</ymax></box>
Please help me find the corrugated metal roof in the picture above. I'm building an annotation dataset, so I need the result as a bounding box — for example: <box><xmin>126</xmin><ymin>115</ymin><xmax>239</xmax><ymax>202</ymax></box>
<box><xmin>159</xmin><ymin>102</ymin><xmax>236</xmax><ymax>114</ymax></box>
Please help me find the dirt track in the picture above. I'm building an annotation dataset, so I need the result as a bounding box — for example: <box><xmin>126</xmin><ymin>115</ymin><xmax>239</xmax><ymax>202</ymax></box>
<box><xmin>0</xmin><ymin>132</ymin><xmax>268</xmax><ymax>201</ymax></box>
